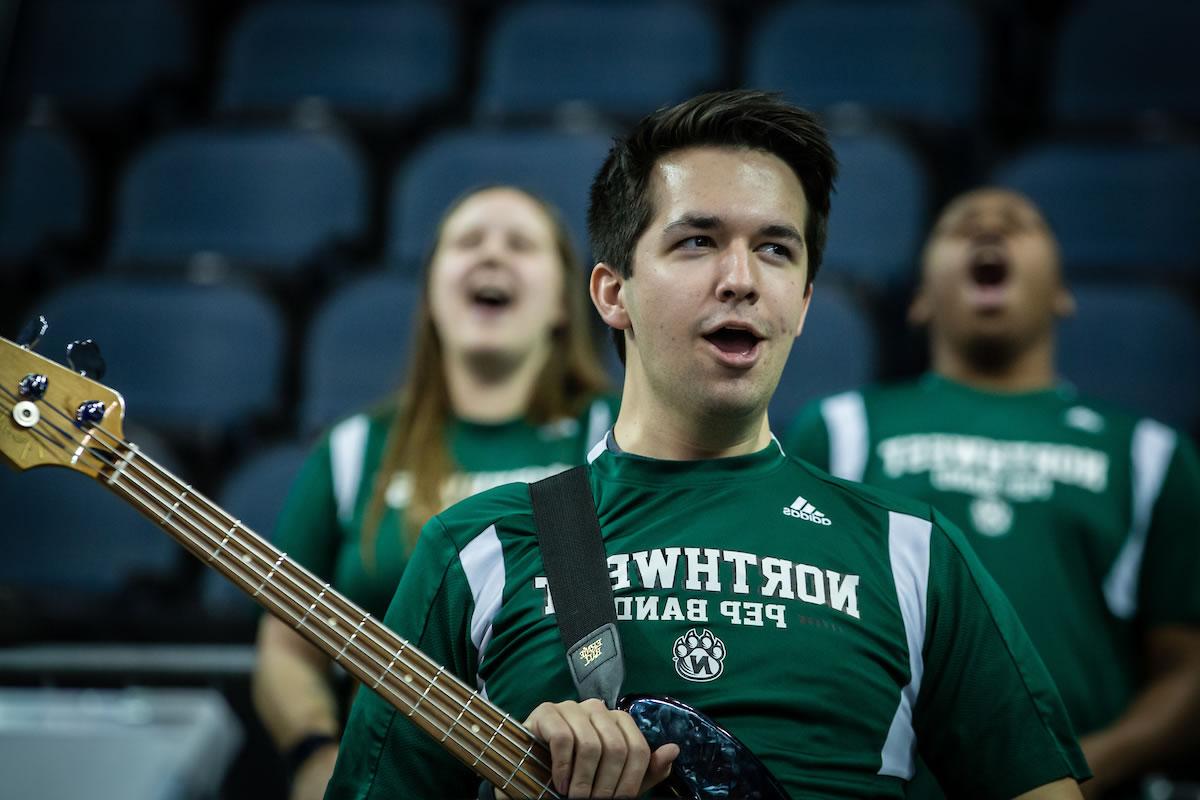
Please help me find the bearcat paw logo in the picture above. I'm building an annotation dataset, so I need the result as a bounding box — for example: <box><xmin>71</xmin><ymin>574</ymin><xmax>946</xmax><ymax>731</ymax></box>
<box><xmin>672</xmin><ymin>628</ymin><xmax>726</xmax><ymax>682</ymax></box>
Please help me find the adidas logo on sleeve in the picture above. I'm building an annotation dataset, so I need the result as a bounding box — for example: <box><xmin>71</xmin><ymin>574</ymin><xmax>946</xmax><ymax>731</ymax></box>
<box><xmin>783</xmin><ymin>495</ymin><xmax>832</xmax><ymax>525</ymax></box>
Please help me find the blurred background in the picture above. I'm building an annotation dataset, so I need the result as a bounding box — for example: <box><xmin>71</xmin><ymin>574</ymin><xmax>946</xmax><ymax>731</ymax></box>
<box><xmin>0</xmin><ymin>0</ymin><xmax>1197</xmax><ymax>797</ymax></box>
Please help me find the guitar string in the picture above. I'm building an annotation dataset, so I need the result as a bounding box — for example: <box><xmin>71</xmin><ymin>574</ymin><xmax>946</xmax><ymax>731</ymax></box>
<box><xmin>0</xmin><ymin>387</ymin><xmax>84</xmax><ymax>454</ymax></box>
<box><xmin>0</xmin><ymin>391</ymin><xmax>557</xmax><ymax>797</ymax></box>
<box><xmin>11</xmin><ymin>410</ymin><xmax>73</xmax><ymax>454</ymax></box>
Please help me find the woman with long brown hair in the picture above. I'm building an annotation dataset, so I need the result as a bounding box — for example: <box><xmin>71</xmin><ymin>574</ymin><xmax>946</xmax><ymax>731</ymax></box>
<box><xmin>252</xmin><ymin>186</ymin><xmax>614</xmax><ymax>800</ymax></box>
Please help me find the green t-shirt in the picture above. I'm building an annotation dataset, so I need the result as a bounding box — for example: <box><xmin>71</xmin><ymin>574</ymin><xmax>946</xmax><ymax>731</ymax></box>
<box><xmin>274</xmin><ymin>396</ymin><xmax>617</xmax><ymax>618</ymax></box>
<box><xmin>325</xmin><ymin>433</ymin><xmax>1088</xmax><ymax>799</ymax></box>
<box><xmin>785</xmin><ymin>373</ymin><xmax>1200</xmax><ymax>739</ymax></box>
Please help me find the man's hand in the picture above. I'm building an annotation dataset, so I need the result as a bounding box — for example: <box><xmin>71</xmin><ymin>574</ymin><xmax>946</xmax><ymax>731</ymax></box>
<box><xmin>1077</xmin><ymin>625</ymin><xmax>1200</xmax><ymax>798</ymax></box>
<box><xmin>502</xmin><ymin>698</ymin><xmax>679</xmax><ymax>798</ymax></box>
<box><xmin>289</xmin><ymin>740</ymin><xmax>338</xmax><ymax>800</ymax></box>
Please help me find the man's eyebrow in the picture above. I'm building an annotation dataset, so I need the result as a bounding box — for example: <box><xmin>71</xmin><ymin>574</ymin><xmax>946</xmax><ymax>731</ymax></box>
<box><xmin>759</xmin><ymin>223</ymin><xmax>804</xmax><ymax>243</ymax></box>
<box><xmin>661</xmin><ymin>216</ymin><xmax>804</xmax><ymax>243</ymax></box>
<box><xmin>662</xmin><ymin>214</ymin><xmax>721</xmax><ymax>233</ymax></box>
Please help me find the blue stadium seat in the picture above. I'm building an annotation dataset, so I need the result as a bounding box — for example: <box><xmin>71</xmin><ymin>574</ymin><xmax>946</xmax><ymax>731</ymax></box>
<box><xmin>32</xmin><ymin>278</ymin><xmax>285</xmax><ymax>435</ymax></box>
<box><xmin>218</xmin><ymin>2</ymin><xmax>457</xmax><ymax>118</ymax></box>
<box><xmin>994</xmin><ymin>144</ymin><xmax>1200</xmax><ymax>280</ymax></box>
<box><xmin>111</xmin><ymin>129</ymin><xmax>366</xmax><ymax>275</ymax></box>
<box><xmin>1058</xmin><ymin>286</ymin><xmax>1200</xmax><ymax>433</ymax></box>
<box><xmin>770</xmin><ymin>285</ymin><xmax>877</xmax><ymax>427</ymax></box>
<box><xmin>386</xmin><ymin>130</ymin><xmax>612</xmax><ymax>268</ymax></box>
<box><xmin>477</xmin><ymin>0</ymin><xmax>720</xmax><ymax>122</ymax></box>
<box><xmin>0</xmin><ymin>439</ymin><xmax>183</xmax><ymax>592</ymax></box>
<box><xmin>203</xmin><ymin>442</ymin><xmax>309</xmax><ymax>616</ymax></box>
<box><xmin>0</xmin><ymin>127</ymin><xmax>88</xmax><ymax>264</ymax></box>
<box><xmin>746</xmin><ymin>1</ymin><xmax>983</xmax><ymax>127</ymax></box>
<box><xmin>3</xmin><ymin>0</ymin><xmax>191</xmax><ymax>115</ymax></box>
<box><xmin>823</xmin><ymin>131</ymin><xmax>929</xmax><ymax>287</ymax></box>
<box><xmin>1052</xmin><ymin>0</ymin><xmax>1200</xmax><ymax>126</ymax></box>
<box><xmin>301</xmin><ymin>275</ymin><xmax>422</xmax><ymax>433</ymax></box>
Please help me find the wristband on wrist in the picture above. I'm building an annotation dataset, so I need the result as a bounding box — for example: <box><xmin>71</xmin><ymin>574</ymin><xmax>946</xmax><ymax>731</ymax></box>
<box><xmin>284</xmin><ymin>732</ymin><xmax>337</xmax><ymax>779</ymax></box>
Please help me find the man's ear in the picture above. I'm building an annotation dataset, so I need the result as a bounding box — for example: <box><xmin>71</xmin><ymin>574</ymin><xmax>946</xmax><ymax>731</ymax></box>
<box><xmin>590</xmin><ymin>262</ymin><xmax>631</xmax><ymax>333</ymax></box>
<box><xmin>909</xmin><ymin>252</ymin><xmax>934</xmax><ymax>326</ymax></box>
<box><xmin>1054</xmin><ymin>286</ymin><xmax>1076</xmax><ymax>320</ymax></box>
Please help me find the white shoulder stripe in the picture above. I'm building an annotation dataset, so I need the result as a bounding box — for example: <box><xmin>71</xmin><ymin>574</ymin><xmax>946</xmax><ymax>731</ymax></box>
<box><xmin>1103</xmin><ymin>419</ymin><xmax>1176</xmax><ymax>619</ymax></box>
<box><xmin>459</xmin><ymin>524</ymin><xmax>506</xmax><ymax>691</ymax></box>
<box><xmin>821</xmin><ymin>391</ymin><xmax>869</xmax><ymax>481</ymax></box>
<box><xmin>329</xmin><ymin>414</ymin><xmax>370</xmax><ymax>524</ymax></box>
<box><xmin>587</xmin><ymin>430</ymin><xmax>610</xmax><ymax>464</ymax></box>
<box><xmin>879</xmin><ymin>511</ymin><xmax>932</xmax><ymax>779</ymax></box>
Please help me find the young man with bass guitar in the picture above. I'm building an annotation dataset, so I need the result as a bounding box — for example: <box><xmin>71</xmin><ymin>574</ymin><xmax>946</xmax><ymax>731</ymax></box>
<box><xmin>323</xmin><ymin>91</ymin><xmax>1091</xmax><ymax>799</ymax></box>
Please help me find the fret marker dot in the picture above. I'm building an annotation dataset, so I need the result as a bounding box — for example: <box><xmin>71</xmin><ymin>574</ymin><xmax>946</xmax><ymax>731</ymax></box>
<box><xmin>327</xmin><ymin>617</ymin><xmax>337</xmax><ymax>627</ymax></box>
<box><xmin>241</xmin><ymin>555</ymin><xmax>252</xmax><ymax>564</ymax></box>
<box><xmin>470</xmin><ymin>724</ymin><xmax>480</xmax><ymax>734</ymax></box>
<box><xmin>403</xmin><ymin>674</ymin><xmax>413</xmax><ymax>684</ymax></box>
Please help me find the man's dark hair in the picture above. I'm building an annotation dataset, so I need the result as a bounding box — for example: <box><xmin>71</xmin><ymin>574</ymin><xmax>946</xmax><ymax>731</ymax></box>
<box><xmin>587</xmin><ymin>90</ymin><xmax>838</xmax><ymax>362</ymax></box>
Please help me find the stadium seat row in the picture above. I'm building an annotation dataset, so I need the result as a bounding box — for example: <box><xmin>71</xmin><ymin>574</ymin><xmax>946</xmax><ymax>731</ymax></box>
<box><xmin>5</xmin><ymin>124</ymin><xmax>1198</xmax><ymax>286</ymax></box>
<box><xmin>7</xmin><ymin>0</ymin><xmax>1198</xmax><ymax>129</ymax></box>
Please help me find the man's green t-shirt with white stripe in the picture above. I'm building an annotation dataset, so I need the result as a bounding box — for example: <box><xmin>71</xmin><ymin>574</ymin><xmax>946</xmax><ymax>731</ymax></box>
<box><xmin>325</xmin><ymin>433</ymin><xmax>1088</xmax><ymax>798</ymax></box>
<box><xmin>785</xmin><ymin>373</ymin><xmax>1200</xmax><ymax>739</ymax></box>
<box><xmin>274</xmin><ymin>397</ymin><xmax>616</xmax><ymax>618</ymax></box>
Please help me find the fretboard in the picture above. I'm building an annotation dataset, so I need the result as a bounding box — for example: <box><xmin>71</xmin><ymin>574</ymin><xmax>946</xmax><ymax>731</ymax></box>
<box><xmin>96</xmin><ymin>438</ymin><xmax>558</xmax><ymax>799</ymax></box>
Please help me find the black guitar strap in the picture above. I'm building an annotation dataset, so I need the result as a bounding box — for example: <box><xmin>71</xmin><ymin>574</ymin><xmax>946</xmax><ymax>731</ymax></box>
<box><xmin>528</xmin><ymin>465</ymin><xmax>624</xmax><ymax>709</ymax></box>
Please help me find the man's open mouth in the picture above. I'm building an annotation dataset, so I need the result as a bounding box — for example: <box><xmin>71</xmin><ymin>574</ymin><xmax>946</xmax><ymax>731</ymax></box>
<box><xmin>964</xmin><ymin>246</ymin><xmax>1012</xmax><ymax>313</ymax></box>
<box><xmin>703</xmin><ymin>327</ymin><xmax>763</xmax><ymax>356</ymax></box>
<box><xmin>969</xmin><ymin>248</ymin><xmax>1010</xmax><ymax>288</ymax></box>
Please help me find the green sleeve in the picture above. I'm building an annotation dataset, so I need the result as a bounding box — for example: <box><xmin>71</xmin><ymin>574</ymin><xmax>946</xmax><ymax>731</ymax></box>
<box><xmin>273</xmin><ymin>435</ymin><xmax>341</xmax><ymax>580</ymax></box>
<box><xmin>1138</xmin><ymin>433</ymin><xmax>1200</xmax><ymax>627</ymax></box>
<box><xmin>916</xmin><ymin>510</ymin><xmax>1091</xmax><ymax>797</ymax></box>
<box><xmin>324</xmin><ymin>515</ymin><xmax>481</xmax><ymax>800</ymax></box>
<box><xmin>782</xmin><ymin>398</ymin><xmax>832</xmax><ymax>469</ymax></box>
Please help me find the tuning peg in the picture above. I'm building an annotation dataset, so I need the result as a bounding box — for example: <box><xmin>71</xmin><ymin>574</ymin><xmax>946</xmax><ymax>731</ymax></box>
<box><xmin>17</xmin><ymin>315</ymin><xmax>49</xmax><ymax>349</ymax></box>
<box><xmin>67</xmin><ymin>339</ymin><xmax>106</xmax><ymax>381</ymax></box>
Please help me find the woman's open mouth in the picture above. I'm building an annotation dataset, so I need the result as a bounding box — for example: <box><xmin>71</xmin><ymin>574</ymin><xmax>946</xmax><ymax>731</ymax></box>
<box><xmin>469</xmin><ymin>285</ymin><xmax>514</xmax><ymax>313</ymax></box>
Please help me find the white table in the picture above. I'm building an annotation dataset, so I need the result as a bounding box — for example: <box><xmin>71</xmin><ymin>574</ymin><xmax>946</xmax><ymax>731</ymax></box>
<box><xmin>0</xmin><ymin>687</ymin><xmax>242</xmax><ymax>800</ymax></box>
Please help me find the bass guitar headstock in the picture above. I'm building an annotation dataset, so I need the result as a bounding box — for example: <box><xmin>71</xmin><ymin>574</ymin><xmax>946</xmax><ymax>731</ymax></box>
<box><xmin>0</xmin><ymin>317</ymin><xmax>126</xmax><ymax>478</ymax></box>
